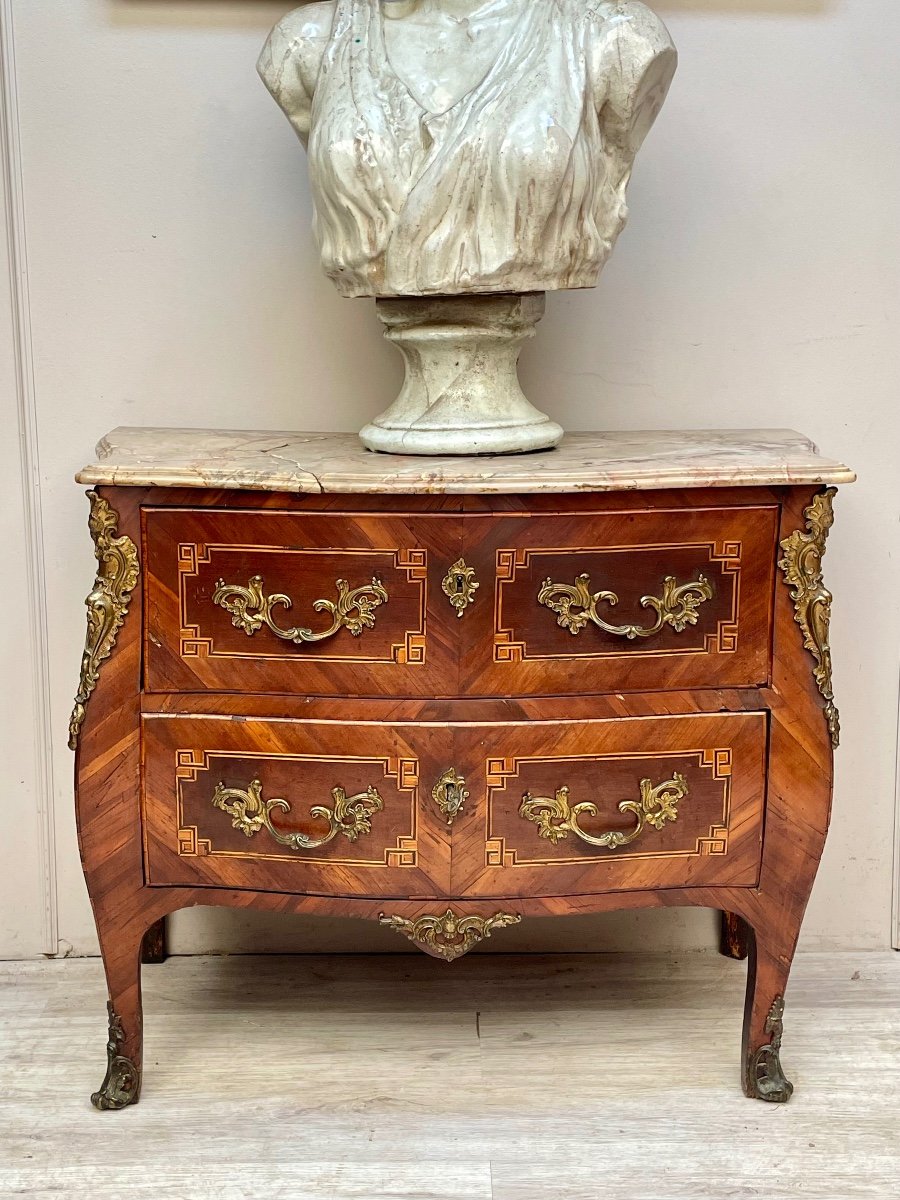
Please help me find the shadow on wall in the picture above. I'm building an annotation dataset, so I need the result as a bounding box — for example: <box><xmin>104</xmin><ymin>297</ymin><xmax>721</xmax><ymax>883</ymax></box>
<box><xmin>106</xmin><ymin>0</ymin><xmax>836</xmax><ymax>30</ymax></box>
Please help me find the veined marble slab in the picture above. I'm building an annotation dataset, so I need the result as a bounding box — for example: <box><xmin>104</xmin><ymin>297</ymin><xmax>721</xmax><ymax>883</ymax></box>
<box><xmin>76</xmin><ymin>428</ymin><xmax>856</xmax><ymax>495</ymax></box>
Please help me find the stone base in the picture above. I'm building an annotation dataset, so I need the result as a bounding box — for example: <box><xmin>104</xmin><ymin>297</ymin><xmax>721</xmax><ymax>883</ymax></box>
<box><xmin>359</xmin><ymin>293</ymin><xmax>563</xmax><ymax>456</ymax></box>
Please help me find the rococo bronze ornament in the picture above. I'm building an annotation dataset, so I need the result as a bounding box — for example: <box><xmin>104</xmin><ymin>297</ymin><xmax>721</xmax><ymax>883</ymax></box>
<box><xmin>211</xmin><ymin>778</ymin><xmax>383</xmax><ymax>852</ymax></box>
<box><xmin>432</xmin><ymin>768</ymin><xmax>470</xmax><ymax>826</ymax></box>
<box><xmin>379</xmin><ymin>909</ymin><xmax>522</xmax><ymax>962</ymax></box>
<box><xmin>69</xmin><ymin>491</ymin><xmax>140</xmax><ymax>750</ymax></box>
<box><xmin>91</xmin><ymin>1002</ymin><xmax>140</xmax><ymax>1111</ymax></box>
<box><xmin>441</xmin><ymin>558</ymin><xmax>479</xmax><ymax>618</ymax></box>
<box><xmin>520</xmin><ymin>773</ymin><xmax>689</xmax><ymax>850</ymax></box>
<box><xmin>212</xmin><ymin>574</ymin><xmax>388</xmax><ymax>644</ymax></box>
<box><xmin>538</xmin><ymin>573</ymin><xmax>713</xmax><ymax>640</ymax></box>
<box><xmin>748</xmin><ymin>995</ymin><xmax>794</xmax><ymax>1104</ymax></box>
<box><xmin>778</xmin><ymin>487</ymin><xmax>840</xmax><ymax>747</ymax></box>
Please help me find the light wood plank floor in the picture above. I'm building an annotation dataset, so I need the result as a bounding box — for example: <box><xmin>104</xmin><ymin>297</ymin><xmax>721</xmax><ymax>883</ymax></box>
<box><xmin>1</xmin><ymin>951</ymin><xmax>898</xmax><ymax>1199</ymax></box>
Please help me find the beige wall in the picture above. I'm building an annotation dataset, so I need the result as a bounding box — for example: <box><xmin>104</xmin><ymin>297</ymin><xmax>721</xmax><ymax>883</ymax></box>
<box><xmin>2</xmin><ymin>0</ymin><xmax>898</xmax><ymax>957</ymax></box>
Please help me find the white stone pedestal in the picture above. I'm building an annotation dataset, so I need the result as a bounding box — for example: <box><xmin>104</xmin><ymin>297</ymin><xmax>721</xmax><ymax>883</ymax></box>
<box><xmin>359</xmin><ymin>293</ymin><xmax>563</xmax><ymax>456</ymax></box>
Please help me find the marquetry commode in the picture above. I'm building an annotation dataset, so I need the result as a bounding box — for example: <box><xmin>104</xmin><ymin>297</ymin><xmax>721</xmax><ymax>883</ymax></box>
<box><xmin>70</xmin><ymin>427</ymin><xmax>854</xmax><ymax>1110</ymax></box>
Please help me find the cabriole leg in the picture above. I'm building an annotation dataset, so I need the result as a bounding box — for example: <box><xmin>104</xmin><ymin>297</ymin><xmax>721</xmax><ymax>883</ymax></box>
<box><xmin>742</xmin><ymin>929</ymin><xmax>794</xmax><ymax>1103</ymax></box>
<box><xmin>91</xmin><ymin>918</ymin><xmax>145</xmax><ymax>1111</ymax></box>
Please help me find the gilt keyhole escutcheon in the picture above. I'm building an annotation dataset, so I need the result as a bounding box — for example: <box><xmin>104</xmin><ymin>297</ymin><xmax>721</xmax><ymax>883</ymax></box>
<box><xmin>442</xmin><ymin>559</ymin><xmax>479</xmax><ymax>618</ymax></box>
<box><xmin>432</xmin><ymin>768</ymin><xmax>469</xmax><ymax>826</ymax></box>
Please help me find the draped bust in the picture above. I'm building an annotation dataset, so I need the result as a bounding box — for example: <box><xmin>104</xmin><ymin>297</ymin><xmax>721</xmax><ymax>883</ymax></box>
<box><xmin>259</xmin><ymin>1</ymin><xmax>676</xmax><ymax>298</ymax></box>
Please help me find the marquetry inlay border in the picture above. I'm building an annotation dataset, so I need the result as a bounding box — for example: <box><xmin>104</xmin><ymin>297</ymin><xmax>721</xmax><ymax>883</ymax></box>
<box><xmin>484</xmin><ymin>749</ymin><xmax>733</xmax><ymax>869</ymax></box>
<box><xmin>177</xmin><ymin>543</ymin><xmax>427</xmax><ymax>665</ymax></box>
<box><xmin>170</xmin><ymin>750</ymin><xmax>419</xmax><ymax>868</ymax></box>
<box><xmin>494</xmin><ymin>540</ymin><xmax>742</xmax><ymax>663</ymax></box>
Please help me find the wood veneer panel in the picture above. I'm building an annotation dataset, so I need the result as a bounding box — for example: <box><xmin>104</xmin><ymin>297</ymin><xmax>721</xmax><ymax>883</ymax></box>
<box><xmin>143</xmin><ymin>507</ymin><xmax>462</xmax><ymax>697</ymax></box>
<box><xmin>450</xmin><ymin>712</ymin><xmax>767</xmax><ymax>896</ymax></box>
<box><xmin>460</xmin><ymin>504</ymin><xmax>778</xmax><ymax>695</ymax></box>
<box><xmin>142</xmin><ymin>715</ymin><xmax>452</xmax><ymax>897</ymax></box>
<box><xmin>140</xmin><ymin>688</ymin><xmax>767</xmax><ymax>722</ymax></box>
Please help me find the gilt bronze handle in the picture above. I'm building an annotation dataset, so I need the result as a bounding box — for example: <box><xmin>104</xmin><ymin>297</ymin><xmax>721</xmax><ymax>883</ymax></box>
<box><xmin>537</xmin><ymin>573</ymin><xmax>713</xmax><ymax>640</ymax></box>
<box><xmin>519</xmin><ymin>773</ymin><xmax>689</xmax><ymax>850</ymax></box>
<box><xmin>211</xmin><ymin>778</ymin><xmax>383</xmax><ymax>851</ymax></box>
<box><xmin>212</xmin><ymin>574</ymin><xmax>388</xmax><ymax>644</ymax></box>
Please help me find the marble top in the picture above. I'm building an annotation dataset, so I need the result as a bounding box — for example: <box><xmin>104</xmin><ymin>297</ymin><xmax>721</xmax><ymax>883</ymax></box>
<box><xmin>76</xmin><ymin>428</ymin><xmax>855</xmax><ymax>495</ymax></box>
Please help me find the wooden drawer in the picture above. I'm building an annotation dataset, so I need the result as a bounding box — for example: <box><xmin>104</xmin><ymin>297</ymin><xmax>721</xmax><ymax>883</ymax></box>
<box><xmin>143</xmin><ymin>507</ymin><xmax>459</xmax><ymax>696</ymax></box>
<box><xmin>142</xmin><ymin>715</ymin><xmax>452</xmax><ymax>896</ymax></box>
<box><xmin>451</xmin><ymin>712</ymin><xmax>767</xmax><ymax>896</ymax></box>
<box><xmin>143</xmin><ymin>501</ymin><xmax>777</xmax><ymax>698</ymax></box>
<box><xmin>143</xmin><ymin>709</ymin><xmax>766</xmax><ymax>899</ymax></box>
<box><xmin>459</xmin><ymin>504</ymin><xmax>778</xmax><ymax>694</ymax></box>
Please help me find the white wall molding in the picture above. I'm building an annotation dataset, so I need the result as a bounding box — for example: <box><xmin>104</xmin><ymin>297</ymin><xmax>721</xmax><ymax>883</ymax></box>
<box><xmin>0</xmin><ymin>0</ymin><xmax>58</xmax><ymax>956</ymax></box>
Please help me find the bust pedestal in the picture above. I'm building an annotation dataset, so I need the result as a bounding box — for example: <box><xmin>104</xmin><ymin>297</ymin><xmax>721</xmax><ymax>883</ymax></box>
<box><xmin>360</xmin><ymin>293</ymin><xmax>562</xmax><ymax>456</ymax></box>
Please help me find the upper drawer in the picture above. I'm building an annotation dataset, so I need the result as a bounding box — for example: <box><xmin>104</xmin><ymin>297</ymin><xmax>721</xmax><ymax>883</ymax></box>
<box><xmin>459</xmin><ymin>504</ymin><xmax>778</xmax><ymax>695</ymax></box>
<box><xmin>143</xmin><ymin>507</ymin><xmax>459</xmax><ymax>696</ymax></box>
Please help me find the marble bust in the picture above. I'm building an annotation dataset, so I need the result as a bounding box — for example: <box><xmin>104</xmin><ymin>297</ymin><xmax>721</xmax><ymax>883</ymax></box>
<box><xmin>259</xmin><ymin>1</ymin><xmax>677</xmax><ymax>454</ymax></box>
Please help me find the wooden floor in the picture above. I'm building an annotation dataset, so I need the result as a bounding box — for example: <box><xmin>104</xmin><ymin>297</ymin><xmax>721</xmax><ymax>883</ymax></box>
<box><xmin>1</xmin><ymin>951</ymin><xmax>898</xmax><ymax>1199</ymax></box>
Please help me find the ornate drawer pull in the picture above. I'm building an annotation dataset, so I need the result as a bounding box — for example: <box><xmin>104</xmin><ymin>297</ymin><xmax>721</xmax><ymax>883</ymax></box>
<box><xmin>537</xmin><ymin>573</ymin><xmax>713</xmax><ymax>640</ymax></box>
<box><xmin>442</xmin><ymin>558</ymin><xmax>479</xmax><ymax>618</ymax></box>
<box><xmin>519</xmin><ymin>772</ymin><xmax>689</xmax><ymax>850</ymax></box>
<box><xmin>211</xmin><ymin>778</ymin><xmax>383</xmax><ymax>851</ymax></box>
<box><xmin>432</xmin><ymin>768</ymin><xmax>469</xmax><ymax>826</ymax></box>
<box><xmin>212</xmin><ymin>575</ymin><xmax>387</xmax><ymax>644</ymax></box>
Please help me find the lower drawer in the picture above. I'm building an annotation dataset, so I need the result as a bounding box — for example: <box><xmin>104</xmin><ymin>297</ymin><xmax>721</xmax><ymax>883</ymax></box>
<box><xmin>141</xmin><ymin>715</ymin><xmax>450</xmax><ymax>897</ymax></box>
<box><xmin>451</xmin><ymin>711</ymin><xmax>768</xmax><ymax>896</ymax></box>
<box><xmin>142</xmin><ymin>708</ymin><xmax>767</xmax><ymax>901</ymax></box>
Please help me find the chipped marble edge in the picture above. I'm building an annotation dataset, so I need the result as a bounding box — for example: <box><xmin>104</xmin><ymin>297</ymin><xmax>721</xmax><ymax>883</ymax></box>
<box><xmin>75</xmin><ymin>463</ymin><xmax>857</xmax><ymax>494</ymax></box>
<box><xmin>75</xmin><ymin>428</ymin><xmax>856</xmax><ymax>494</ymax></box>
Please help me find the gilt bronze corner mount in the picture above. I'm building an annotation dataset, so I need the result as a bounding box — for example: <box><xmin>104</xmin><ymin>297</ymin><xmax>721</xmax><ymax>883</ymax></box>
<box><xmin>69</xmin><ymin>491</ymin><xmax>139</xmax><ymax>750</ymax></box>
<box><xmin>91</xmin><ymin>1002</ymin><xmax>140</xmax><ymax>1111</ymax></box>
<box><xmin>748</xmin><ymin>995</ymin><xmax>793</xmax><ymax>1104</ymax></box>
<box><xmin>778</xmin><ymin>487</ymin><xmax>840</xmax><ymax>747</ymax></box>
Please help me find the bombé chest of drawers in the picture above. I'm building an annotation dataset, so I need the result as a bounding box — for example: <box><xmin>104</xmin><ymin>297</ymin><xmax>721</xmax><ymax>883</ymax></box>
<box><xmin>69</xmin><ymin>428</ymin><xmax>854</xmax><ymax>1110</ymax></box>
